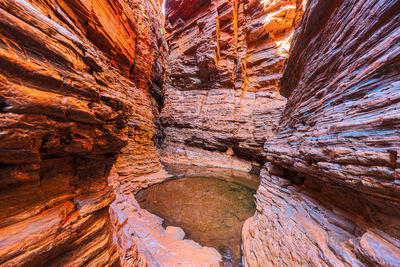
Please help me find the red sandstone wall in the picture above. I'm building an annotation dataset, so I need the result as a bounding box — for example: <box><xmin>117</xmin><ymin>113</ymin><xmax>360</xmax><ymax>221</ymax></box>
<box><xmin>0</xmin><ymin>0</ymin><xmax>166</xmax><ymax>265</ymax></box>
<box><xmin>2</xmin><ymin>0</ymin><xmax>399</xmax><ymax>265</ymax></box>
<box><xmin>161</xmin><ymin>0</ymin><xmax>305</xmax><ymax>163</ymax></box>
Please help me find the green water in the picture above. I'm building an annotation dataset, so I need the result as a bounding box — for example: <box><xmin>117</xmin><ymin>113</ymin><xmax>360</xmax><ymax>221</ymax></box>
<box><xmin>136</xmin><ymin>177</ymin><xmax>256</xmax><ymax>266</ymax></box>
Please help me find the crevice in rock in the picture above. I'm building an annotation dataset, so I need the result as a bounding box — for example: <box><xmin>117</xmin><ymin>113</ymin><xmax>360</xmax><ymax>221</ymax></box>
<box><xmin>1</xmin><ymin>0</ymin><xmax>399</xmax><ymax>266</ymax></box>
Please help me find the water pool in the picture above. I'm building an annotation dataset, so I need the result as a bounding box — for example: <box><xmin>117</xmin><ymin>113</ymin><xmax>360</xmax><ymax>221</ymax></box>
<box><xmin>136</xmin><ymin>176</ymin><xmax>256</xmax><ymax>266</ymax></box>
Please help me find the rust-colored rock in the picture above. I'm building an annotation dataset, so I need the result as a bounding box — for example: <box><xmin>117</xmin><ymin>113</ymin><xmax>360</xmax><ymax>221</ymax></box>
<box><xmin>161</xmin><ymin>0</ymin><xmax>305</xmax><ymax>163</ymax></box>
<box><xmin>243</xmin><ymin>0</ymin><xmax>400</xmax><ymax>266</ymax></box>
<box><xmin>0</xmin><ymin>0</ymin><xmax>166</xmax><ymax>265</ymax></box>
<box><xmin>2</xmin><ymin>0</ymin><xmax>400</xmax><ymax>265</ymax></box>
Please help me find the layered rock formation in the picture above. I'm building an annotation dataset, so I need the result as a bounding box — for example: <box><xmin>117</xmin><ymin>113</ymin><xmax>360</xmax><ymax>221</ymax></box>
<box><xmin>2</xmin><ymin>0</ymin><xmax>400</xmax><ymax>265</ymax></box>
<box><xmin>0</xmin><ymin>0</ymin><xmax>167</xmax><ymax>265</ymax></box>
<box><xmin>161</xmin><ymin>0</ymin><xmax>305</xmax><ymax>164</ymax></box>
<box><xmin>243</xmin><ymin>0</ymin><xmax>400</xmax><ymax>266</ymax></box>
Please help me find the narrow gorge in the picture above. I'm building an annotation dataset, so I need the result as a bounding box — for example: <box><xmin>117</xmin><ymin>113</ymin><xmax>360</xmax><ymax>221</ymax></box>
<box><xmin>0</xmin><ymin>0</ymin><xmax>399</xmax><ymax>266</ymax></box>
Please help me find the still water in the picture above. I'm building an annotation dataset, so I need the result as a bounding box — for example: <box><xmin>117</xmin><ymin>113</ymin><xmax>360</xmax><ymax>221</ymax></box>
<box><xmin>136</xmin><ymin>177</ymin><xmax>256</xmax><ymax>266</ymax></box>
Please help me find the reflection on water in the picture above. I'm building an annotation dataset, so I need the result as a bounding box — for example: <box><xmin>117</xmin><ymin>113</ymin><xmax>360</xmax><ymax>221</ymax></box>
<box><xmin>136</xmin><ymin>177</ymin><xmax>256</xmax><ymax>266</ymax></box>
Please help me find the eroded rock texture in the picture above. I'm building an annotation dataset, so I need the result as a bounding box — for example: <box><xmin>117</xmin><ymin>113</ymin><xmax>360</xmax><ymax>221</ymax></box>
<box><xmin>161</xmin><ymin>0</ymin><xmax>306</xmax><ymax>163</ymax></box>
<box><xmin>109</xmin><ymin>175</ymin><xmax>222</xmax><ymax>267</ymax></box>
<box><xmin>0</xmin><ymin>0</ymin><xmax>166</xmax><ymax>265</ymax></box>
<box><xmin>243</xmin><ymin>0</ymin><xmax>400</xmax><ymax>266</ymax></box>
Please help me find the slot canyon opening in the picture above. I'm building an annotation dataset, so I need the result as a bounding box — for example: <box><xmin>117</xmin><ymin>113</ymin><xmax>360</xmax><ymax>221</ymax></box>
<box><xmin>135</xmin><ymin>167</ymin><xmax>259</xmax><ymax>266</ymax></box>
<box><xmin>1</xmin><ymin>0</ymin><xmax>399</xmax><ymax>266</ymax></box>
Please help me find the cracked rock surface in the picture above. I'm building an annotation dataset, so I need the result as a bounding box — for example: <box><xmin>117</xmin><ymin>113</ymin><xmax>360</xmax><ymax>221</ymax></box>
<box><xmin>0</xmin><ymin>0</ymin><xmax>167</xmax><ymax>265</ymax></box>
<box><xmin>161</xmin><ymin>0</ymin><xmax>305</xmax><ymax>163</ymax></box>
<box><xmin>1</xmin><ymin>0</ymin><xmax>400</xmax><ymax>266</ymax></box>
<box><xmin>242</xmin><ymin>1</ymin><xmax>400</xmax><ymax>266</ymax></box>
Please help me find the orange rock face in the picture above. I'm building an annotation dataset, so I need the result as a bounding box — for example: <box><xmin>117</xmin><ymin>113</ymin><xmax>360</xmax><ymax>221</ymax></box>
<box><xmin>2</xmin><ymin>0</ymin><xmax>400</xmax><ymax>266</ymax></box>
<box><xmin>0</xmin><ymin>0</ymin><xmax>166</xmax><ymax>265</ymax></box>
<box><xmin>161</xmin><ymin>0</ymin><xmax>305</xmax><ymax>163</ymax></box>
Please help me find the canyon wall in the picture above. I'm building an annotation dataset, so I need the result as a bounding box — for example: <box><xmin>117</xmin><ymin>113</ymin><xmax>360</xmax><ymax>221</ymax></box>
<box><xmin>243</xmin><ymin>0</ymin><xmax>400</xmax><ymax>266</ymax></box>
<box><xmin>161</xmin><ymin>0</ymin><xmax>306</xmax><ymax>166</ymax></box>
<box><xmin>0</xmin><ymin>0</ymin><xmax>166</xmax><ymax>265</ymax></box>
<box><xmin>2</xmin><ymin>0</ymin><xmax>399</xmax><ymax>265</ymax></box>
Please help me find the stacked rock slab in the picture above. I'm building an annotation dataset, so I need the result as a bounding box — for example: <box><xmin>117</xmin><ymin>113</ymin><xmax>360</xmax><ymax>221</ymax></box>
<box><xmin>243</xmin><ymin>0</ymin><xmax>400</xmax><ymax>266</ymax></box>
<box><xmin>161</xmin><ymin>0</ymin><xmax>305</xmax><ymax>164</ymax></box>
<box><xmin>0</xmin><ymin>0</ymin><xmax>166</xmax><ymax>265</ymax></box>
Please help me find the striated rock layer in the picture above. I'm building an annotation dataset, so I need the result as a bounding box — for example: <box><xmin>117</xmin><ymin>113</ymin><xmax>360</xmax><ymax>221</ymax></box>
<box><xmin>243</xmin><ymin>0</ymin><xmax>400</xmax><ymax>266</ymax></box>
<box><xmin>0</xmin><ymin>0</ymin><xmax>167</xmax><ymax>265</ymax></box>
<box><xmin>3</xmin><ymin>0</ymin><xmax>400</xmax><ymax>265</ymax></box>
<box><xmin>161</xmin><ymin>0</ymin><xmax>306</xmax><ymax>163</ymax></box>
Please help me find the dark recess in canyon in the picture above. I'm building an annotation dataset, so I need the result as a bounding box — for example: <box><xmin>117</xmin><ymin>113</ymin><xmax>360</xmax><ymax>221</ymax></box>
<box><xmin>0</xmin><ymin>0</ymin><xmax>399</xmax><ymax>266</ymax></box>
